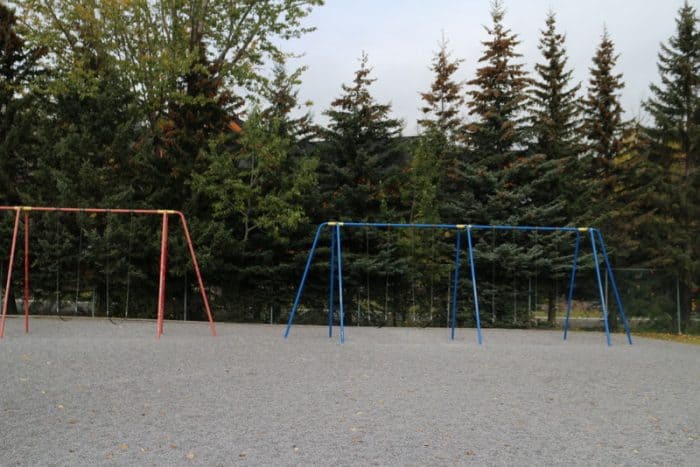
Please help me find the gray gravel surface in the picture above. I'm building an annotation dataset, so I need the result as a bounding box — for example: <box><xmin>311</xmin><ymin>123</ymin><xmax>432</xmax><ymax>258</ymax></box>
<box><xmin>0</xmin><ymin>316</ymin><xmax>698</xmax><ymax>466</ymax></box>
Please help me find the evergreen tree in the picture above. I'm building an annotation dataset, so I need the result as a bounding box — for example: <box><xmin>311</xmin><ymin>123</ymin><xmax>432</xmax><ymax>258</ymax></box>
<box><xmin>418</xmin><ymin>35</ymin><xmax>464</xmax><ymax>140</ymax></box>
<box><xmin>27</xmin><ymin>27</ymin><xmax>148</xmax><ymax>315</ymax></box>
<box><xmin>321</xmin><ymin>52</ymin><xmax>404</xmax><ymax>222</ymax></box>
<box><xmin>528</xmin><ymin>11</ymin><xmax>583</xmax><ymax>323</ymax></box>
<box><xmin>641</xmin><ymin>1</ymin><xmax>699</xmax><ymax>331</ymax></box>
<box><xmin>262</xmin><ymin>59</ymin><xmax>315</xmax><ymax>143</ymax></box>
<box><xmin>530</xmin><ymin>11</ymin><xmax>582</xmax><ymax>166</ymax></box>
<box><xmin>405</xmin><ymin>36</ymin><xmax>466</xmax><ymax>323</ymax></box>
<box><xmin>0</xmin><ymin>3</ymin><xmax>43</xmax><ymax>204</ymax></box>
<box><xmin>261</xmin><ymin>58</ymin><xmax>320</xmax><ymax>321</ymax></box>
<box><xmin>582</xmin><ymin>28</ymin><xmax>626</xmax><ymax>160</ymax></box>
<box><xmin>581</xmin><ymin>28</ymin><xmax>628</xmax><ymax>330</ymax></box>
<box><xmin>320</xmin><ymin>52</ymin><xmax>404</xmax><ymax>324</ymax></box>
<box><xmin>466</xmin><ymin>0</ymin><xmax>530</xmax><ymax>172</ymax></box>
<box><xmin>466</xmin><ymin>1</ymin><xmax>533</xmax><ymax>325</ymax></box>
<box><xmin>413</xmin><ymin>35</ymin><xmax>467</xmax><ymax>223</ymax></box>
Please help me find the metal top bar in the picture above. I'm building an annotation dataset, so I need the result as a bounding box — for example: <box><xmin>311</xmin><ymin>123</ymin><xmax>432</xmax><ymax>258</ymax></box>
<box><xmin>0</xmin><ymin>206</ymin><xmax>178</xmax><ymax>215</ymax></box>
<box><xmin>327</xmin><ymin>222</ymin><xmax>587</xmax><ymax>233</ymax></box>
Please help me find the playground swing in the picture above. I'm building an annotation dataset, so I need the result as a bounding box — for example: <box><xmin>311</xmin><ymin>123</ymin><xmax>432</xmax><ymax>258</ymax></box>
<box><xmin>74</xmin><ymin>211</ymin><xmax>83</xmax><ymax>315</ymax></box>
<box><xmin>104</xmin><ymin>213</ymin><xmax>135</xmax><ymax>324</ymax></box>
<box><xmin>53</xmin><ymin>212</ymin><xmax>69</xmax><ymax>321</ymax></box>
<box><xmin>0</xmin><ymin>206</ymin><xmax>217</xmax><ymax>339</ymax></box>
<box><xmin>285</xmin><ymin>222</ymin><xmax>632</xmax><ymax>346</ymax></box>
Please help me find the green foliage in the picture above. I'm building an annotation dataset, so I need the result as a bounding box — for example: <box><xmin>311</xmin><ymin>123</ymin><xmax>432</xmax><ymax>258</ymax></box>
<box><xmin>638</xmin><ymin>1</ymin><xmax>699</xmax><ymax>331</ymax></box>
<box><xmin>582</xmin><ymin>29</ymin><xmax>626</xmax><ymax>160</ymax></box>
<box><xmin>0</xmin><ymin>0</ymin><xmax>695</xmax><ymax>333</ymax></box>
<box><xmin>321</xmin><ymin>52</ymin><xmax>404</xmax><ymax>222</ymax></box>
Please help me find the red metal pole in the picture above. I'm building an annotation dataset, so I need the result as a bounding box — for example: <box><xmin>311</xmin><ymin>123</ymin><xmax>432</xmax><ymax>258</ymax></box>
<box><xmin>24</xmin><ymin>210</ymin><xmax>29</xmax><ymax>333</ymax></box>
<box><xmin>177</xmin><ymin>212</ymin><xmax>217</xmax><ymax>337</ymax></box>
<box><xmin>0</xmin><ymin>208</ymin><xmax>22</xmax><ymax>339</ymax></box>
<box><xmin>0</xmin><ymin>206</ymin><xmax>172</xmax><ymax>216</ymax></box>
<box><xmin>156</xmin><ymin>213</ymin><xmax>169</xmax><ymax>338</ymax></box>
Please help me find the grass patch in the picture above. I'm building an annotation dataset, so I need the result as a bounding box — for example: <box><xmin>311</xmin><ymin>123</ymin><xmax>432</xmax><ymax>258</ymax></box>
<box><xmin>635</xmin><ymin>332</ymin><xmax>700</xmax><ymax>345</ymax></box>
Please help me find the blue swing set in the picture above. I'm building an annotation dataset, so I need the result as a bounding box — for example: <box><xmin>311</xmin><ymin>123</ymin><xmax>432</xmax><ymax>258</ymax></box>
<box><xmin>284</xmin><ymin>222</ymin><xmax>633</xmax><ymax>346</ymax></box>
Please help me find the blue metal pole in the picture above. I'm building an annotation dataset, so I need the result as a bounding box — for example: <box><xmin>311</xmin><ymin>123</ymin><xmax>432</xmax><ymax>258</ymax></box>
<box><xmin>284</xmin><ymin>223</ymin><xmax>327</xmax><ymax>339</ymax></box>
<box><xmin>339</xmin><ymin>222</ymin><xmax>582</xmax><ymax>233</ymax></box>
<box><xmin>336</xmin><ymin>225</ymin><xmax>345</xmax><ymax>344</ymax></box>
<box><xmin>563</xmin><ymin>232</ymin><xmax>581</xmax><ymax>341</ymax></box>
<box><xmin>466</xmin><ymin>227</ymin><xmax>483</xmax><ymax>345</ymax></box>
<box><xmin>328</xmin><ymin>230</ymin><xmax>336</xmax><ymax>338</ymax></box>
<box><xmin>450</xmin><ymin>230</ymin><xmax>462</xmax><ymax>340</ymax></box>
<box><xmin>589</xmin><ymin>229</ymin><xmax>612</xmax><ymax>346</ymax></box>
<box><xmin>595</xmin><ymin>229</ymin><xmax>633</xmax><ymax>345</ymax></box>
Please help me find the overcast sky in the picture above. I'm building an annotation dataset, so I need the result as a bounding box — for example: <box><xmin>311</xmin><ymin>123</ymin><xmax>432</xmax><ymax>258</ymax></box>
<box><xmin>283</xmin><ymin>0</ymin><xmax>689</xmax><ymax>135</ymax></box>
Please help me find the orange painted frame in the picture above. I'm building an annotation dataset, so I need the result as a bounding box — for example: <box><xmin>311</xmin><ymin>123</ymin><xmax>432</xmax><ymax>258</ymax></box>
<box><xmin>0</xmin><ymin>206</ymin><xmax>217</xmax><ymax>339</ymax></box>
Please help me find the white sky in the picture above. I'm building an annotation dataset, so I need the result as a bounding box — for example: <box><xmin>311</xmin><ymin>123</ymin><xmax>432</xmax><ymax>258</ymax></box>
<box><xmin>284</xmin><ymin>0</ymin><xmax>689</xmax><ymax>135</ymax></box>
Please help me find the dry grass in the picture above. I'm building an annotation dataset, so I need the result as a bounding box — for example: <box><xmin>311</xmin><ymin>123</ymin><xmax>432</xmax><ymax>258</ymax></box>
<box><xmin>636</xmin><ymin>332</ymin><xmax>700</xmax><ymax>345</ymax></box>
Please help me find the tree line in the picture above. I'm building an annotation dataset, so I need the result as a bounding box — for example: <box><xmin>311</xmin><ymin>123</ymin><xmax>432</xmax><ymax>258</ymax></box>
<box><xmin>0</xmin><ymin>1</ymin><xmax>697</xmax><ymax>332</ymax></box>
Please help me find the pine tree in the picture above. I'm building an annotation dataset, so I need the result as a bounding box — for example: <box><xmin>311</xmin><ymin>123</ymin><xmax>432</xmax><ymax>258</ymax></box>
<box><xmin>321</xmin><ymin>52</ymin><xmax>404</xmax><ymax>222</ymax></box>
<box><xmin>405</xmin><ymin>36</ymin><xmax>466</xmax><ymax>323</ymax></box>
<box><xmin>419</xmin><ymin>35</ymin><xmax>464</xmax><ymax>140</ymax></box>
<box><xmin>530</xmin><ymin>11</ymin><xmax>582</xmax><ymax>165</ymax></box>
<box><xmin>642</xmin><ymin>1</ymin><xmax>699</xmax><ymax>332</ymax></box>
<box><xmin>582</xmin><ymin>28</ymin><xmax>626</xmax><ymax>160</ymax></box>
<box><xmin>413</xmin><ymin>35</ymin><xmax>467</xmax><ymax>223</ymax></box>
<box><xmin>528</xmin><ymin>11</ymin><xmax>583</xmax><ymax>324</ymax></box>
<box><xmin>320</xmin><ymin>52</ymin><xmax>404</xmax><ymax>324</ymax></box>
<box><xmin>466</xmin><ymin>1</ymin><xmax>533</xmax><ymax>324</ymax></box>
<box><xmin>466</xmin><ymin>0</ymin><xmax>530</xmax><ymax>171</ymax></box>
<box><xmin>263</xmin><ymin>59</ymin><xmax>314</xmax><ymax>143</ymax></box>
<box><xmin>581</xmin><ymin>28</ymin><xmax>627</xmax><ymax>331</ymax></box>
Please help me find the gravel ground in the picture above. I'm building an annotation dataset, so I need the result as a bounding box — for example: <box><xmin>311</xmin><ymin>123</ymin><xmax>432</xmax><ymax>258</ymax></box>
<box><xmin>0</xmin><ymin>316</ymin><xmax>698</xmax><ymax>466</ymax></box>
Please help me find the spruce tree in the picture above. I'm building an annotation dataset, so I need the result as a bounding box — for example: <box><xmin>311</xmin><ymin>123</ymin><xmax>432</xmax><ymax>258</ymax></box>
<box><xmin>528</xmin><ymin>11</ymin><xmax>583</xmax><ymax>324</ymax></box>
<box><xmin>406</xmin><ymin>36</ymin><xmax>466</xmax><ymax>323</ymax></box>
<box><xmin>418</xmin><ymin>35</ymin><xmax>464</xmax><ymax>140</ymax></box>
<box><xmin>413</xmin><ymin>35</ymin><xmax>467</xmax><ymax>223</ymax></box>
<box><xmin>642</xmin><ymin>1</ymin><xmax>699</xmax><ymax>331</ymax></box>
<box><xmin>320</xmin><ymin>52</ymin><xmax>404</xmax><ymax>324</ymax></box>
<box><xmin>321</xmin><ymin>52</ymin><xmax>404</xmax><ymax>222</ymax></box>
<box><xmin>530</xmin><ymin>11</ymin><xmax>582</xmax><ymax>166</ymax></box>
<box><xmin>466</xmin><ymin>0</ymin><xmax>530</xmax><ymax>171</ymax></box>
<box><xmin>582</xmin><ymin>28</ymin><xmax>625</xmax><ymax>160</ymax></box>
<box><xmin>466</xmin><ymin>1</ymin><xmax>533</xmax><ymax>324</ymax></box>
<box><xmin>581</xmin><ymin>28</ymin><xmax>627</xmax><ymax>331</ymax></box>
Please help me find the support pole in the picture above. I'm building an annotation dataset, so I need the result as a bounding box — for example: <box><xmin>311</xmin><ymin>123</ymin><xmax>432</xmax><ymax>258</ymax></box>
<box><xmin>0</xmin><ymin>208</ymin><xmax>21</xmax><ymax>338</ymax></box>
<box><xmin>563</xmin><ymin>232</ymin><xmax>581</xmax><ymax>340</ymax></box>
<box><xmin>177</xmin><ymin>213</ymin><xmax>217</xmax><ymax>336</ymax></box>
<box><xmin>450</xmin><ymin>230</ymin><xmax>462</xmax><ymax>340</ymax></box>
<box><xmin>24</xmin><ymin>210</ymin><xmax>30</xmax><ymax>333</ymax></box>
<box><xmin>156</xmin><ymin>213</ymin><xmax>168</xmax><ymax>338</ymax></box>
<box><xmin>595</xmin><ymin>229</ymin><xmax>632</xmax><ymax>344</ymax></box>
<box><xmin>328</xmin><ymin>229</ymin><xmax>336</xmax><ymax>338</ymax></box>
<box><xmin>676</xmin><ymin>277</ymin><xmax>681</xmax><ymax>335</ymax></box>
<box><xmin>466</xmin><ymin>227</ymin><xmax>483</xmax><ymax>345</ymax></box>
<box><xmin>589</xmin><ymin>229</ymin><xmax>612</xmax><ymax>346</ymax></box>
<box><xmin>336</xmin><ymin>225</ymin><xmax>345</xmax><ymax>344</ymax></box>
<box><xmin>284</xmin><ymin>223</ymin><xmax>326</xmax><ymax>338</ymax></box>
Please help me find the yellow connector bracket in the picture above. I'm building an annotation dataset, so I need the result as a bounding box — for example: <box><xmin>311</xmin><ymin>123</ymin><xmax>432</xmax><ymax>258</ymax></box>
<box><xmin>21</xmin><ymin>206</ymin><xmax>32</xmax><ymax>211</ymax></box>
<box><xmin>456</xmin><ymin>224</ymin><xmax>466</xmax><ymax>230</ymax></box>
<box><xmin>157</xmin><ymin>210</ymin><xmax>177</xmax><ymax>215</ymax></box>
<box><xmin>578</xmin><ymin>227</ymin><xmax>588</xmax><ymax>232</ymax></box>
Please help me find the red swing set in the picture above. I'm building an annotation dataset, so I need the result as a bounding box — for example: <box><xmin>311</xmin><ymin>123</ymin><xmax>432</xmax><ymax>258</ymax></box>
<box><xmin>0</xmin><ymin>206</ymin><xmax>217</xmax><ymax>339</ymax></box>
